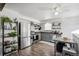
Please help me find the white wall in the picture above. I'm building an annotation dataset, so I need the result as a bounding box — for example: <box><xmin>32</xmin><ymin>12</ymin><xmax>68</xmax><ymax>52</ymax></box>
<box><xmin>61</xmin><ymin>16</ymin><xmax>79</xmax><ymax>39</ymax></box>
<box><xmin>0</xmin><ymin>8</ymin><xmax>20</xmax><ymax>20</ymax></box>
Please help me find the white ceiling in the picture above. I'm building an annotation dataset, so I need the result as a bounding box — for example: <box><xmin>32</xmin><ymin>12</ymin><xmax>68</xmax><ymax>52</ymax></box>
<box><xmin>4</xmin><ymin>3</ymin><xmax>79</xmax><ymax>22</ymax></box>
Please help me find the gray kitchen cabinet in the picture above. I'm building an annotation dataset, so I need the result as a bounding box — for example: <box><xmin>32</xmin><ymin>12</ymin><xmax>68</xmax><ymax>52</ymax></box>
<box><xmin>41</xmin><ymin>32</ymin><xmax>52</xmax><ymax>42</ymax></box>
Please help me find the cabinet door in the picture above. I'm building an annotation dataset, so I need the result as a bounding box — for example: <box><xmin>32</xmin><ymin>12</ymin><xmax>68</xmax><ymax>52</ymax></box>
<box><xmin>41</xmin><ymin>33</ymin><xmax>52</xmax><ymax>42</ymax></box>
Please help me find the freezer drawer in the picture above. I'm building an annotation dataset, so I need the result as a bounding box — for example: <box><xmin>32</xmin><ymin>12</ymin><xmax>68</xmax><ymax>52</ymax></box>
<box><xmin>0</xmin><ymin>46</ymin><xmax>2</xmax><ymax>56</ymax></box>
<box><xmin>21</xmin><ymin>37</ymin><xmax>31</xmax><ymax>49</ymax></box>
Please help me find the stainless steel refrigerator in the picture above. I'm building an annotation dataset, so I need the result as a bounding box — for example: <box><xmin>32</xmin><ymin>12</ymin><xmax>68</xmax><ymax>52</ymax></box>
<box><xmin>20</xmin><ymin>22</ymin><xmax>32</xmax><ymax>49</ymax></box>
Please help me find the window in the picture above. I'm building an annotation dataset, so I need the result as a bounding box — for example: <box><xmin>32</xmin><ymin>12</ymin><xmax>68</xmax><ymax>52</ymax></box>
<box><xmin>45</xmin><ymin>23</ymin><xmax>52</xmax><ymax>30</ymax></box>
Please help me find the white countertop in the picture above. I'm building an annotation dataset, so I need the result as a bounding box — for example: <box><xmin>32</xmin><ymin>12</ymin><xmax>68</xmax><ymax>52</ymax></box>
<box><xmin>32</xmin><ymin>30</ymin><xmax>57</xmax><ymax>33</ymax></box>
<box><xmin>52</xmin><ymin>37</ymin><xmax>75</xmax><ymax>43</ymax></box>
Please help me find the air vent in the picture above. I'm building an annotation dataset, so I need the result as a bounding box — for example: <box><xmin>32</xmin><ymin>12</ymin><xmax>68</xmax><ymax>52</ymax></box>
<box><xmin>0</xmin><ymin>3</ymin><xmax>5</xmax><ymax>11</ymax></box>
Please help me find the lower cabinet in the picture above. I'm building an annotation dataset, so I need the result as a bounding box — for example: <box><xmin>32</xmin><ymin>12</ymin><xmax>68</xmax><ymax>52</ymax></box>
<box><xmin>41</xmin><ymin>32</ymin><xmax>53</xmax><ymax>42</ymax></box>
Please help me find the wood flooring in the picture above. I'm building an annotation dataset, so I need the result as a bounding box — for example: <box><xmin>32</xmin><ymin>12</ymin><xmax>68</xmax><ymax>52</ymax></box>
<box><xmin>18</xmin><ymin>41</ymin><xmax>55</xmax><ymax>56</ymax></box>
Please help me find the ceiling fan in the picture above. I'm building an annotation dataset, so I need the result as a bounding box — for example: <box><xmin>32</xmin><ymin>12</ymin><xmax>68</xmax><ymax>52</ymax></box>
<box><xmin>38</xmin><ymin>3</ymin><xmax>69</xmax><ymax>15</ymax></box>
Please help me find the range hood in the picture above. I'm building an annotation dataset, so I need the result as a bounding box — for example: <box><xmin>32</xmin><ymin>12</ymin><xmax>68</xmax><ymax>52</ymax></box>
<box><xmin>0</xmin><ymin>3</ymin><xmax>5</xmax><ymax>11</ymax></box>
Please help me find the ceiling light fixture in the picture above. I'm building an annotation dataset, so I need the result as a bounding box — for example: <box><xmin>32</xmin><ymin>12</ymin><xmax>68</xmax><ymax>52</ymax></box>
<box><xmin>54</xmin><ymin>12</ymin><xmax>59</xmax><ymax>15</ymax></box>
<box><xmin>51</xmin><ymin>4</ymin><xmax>61</xmax><ymax>16</ymax></box>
